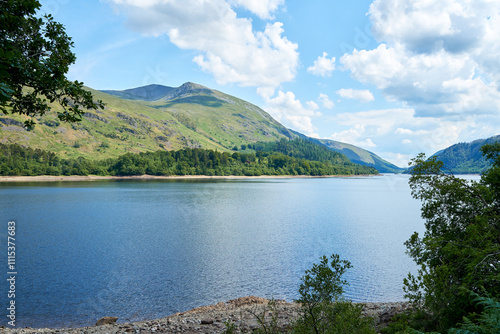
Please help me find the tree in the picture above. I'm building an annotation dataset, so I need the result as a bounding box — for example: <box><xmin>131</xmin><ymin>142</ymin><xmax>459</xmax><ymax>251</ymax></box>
<box><xmin>403</xmin><ymin>143</ymin><xmax>500</xmax><ymax>332</ymax></box>
<box><xmin>293</xmin><ymin>254</ymin><xmax>375</xmax><ymax>334</ymax></box>
<box><xmin>0</xmin><ymin>0</ymin><xmax>104</xmax><ymax>129</ymax></box>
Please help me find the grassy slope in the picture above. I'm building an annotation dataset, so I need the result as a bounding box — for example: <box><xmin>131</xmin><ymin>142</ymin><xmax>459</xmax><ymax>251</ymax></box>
<box><xmin>318</xmin><ymin>139</ymin><xmax>405</xmax><ymax>173</ymax></box>
<box><xmin>0</xmin><ymin>85</ymin><xmax>293</xmax><ymax>160</ymax></box>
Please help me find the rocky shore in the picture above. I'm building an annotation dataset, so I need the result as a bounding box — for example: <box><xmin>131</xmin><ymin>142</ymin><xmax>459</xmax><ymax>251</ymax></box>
<box><xmin>1</xmin><ymin>297</ymin><xmax>410</xmax><ymax>334</ymax></box>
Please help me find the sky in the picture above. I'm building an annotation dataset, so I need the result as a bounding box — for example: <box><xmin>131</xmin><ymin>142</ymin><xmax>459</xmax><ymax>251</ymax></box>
<box><xmin>40</xmin><ymin>0</ymin><xmax>500</xmax><ymax>167</ymax></box>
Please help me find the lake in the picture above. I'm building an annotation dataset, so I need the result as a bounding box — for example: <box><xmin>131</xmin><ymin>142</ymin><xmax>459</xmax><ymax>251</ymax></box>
<box><xmin>1</xmin><ymin>174</ymin><xmax>425</xmax><ymax>328</ymax></box>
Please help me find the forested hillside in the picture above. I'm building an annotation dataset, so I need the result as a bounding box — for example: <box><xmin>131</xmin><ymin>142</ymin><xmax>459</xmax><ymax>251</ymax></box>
<box><xmin>431</xmin><ymin>134</ymin><xmax>500</xmax><ymax>173</ymax></box>
<box><xmin>0</xmin><ymin>142</ymin><xmax>377</xmax><ymax>177</ymax></box>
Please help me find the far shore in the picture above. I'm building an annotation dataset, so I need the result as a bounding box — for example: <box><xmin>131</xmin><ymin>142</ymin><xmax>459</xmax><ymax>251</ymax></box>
<box><xmin>0</xmin><ymin>174</ymin><xmax>378</xmax><ymax>182</ymax></box>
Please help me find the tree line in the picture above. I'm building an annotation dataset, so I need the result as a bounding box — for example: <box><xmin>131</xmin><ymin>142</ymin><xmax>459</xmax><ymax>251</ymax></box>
<box><xmin>0</xmin><ymin>141</ymin><xmax>378</xmax><ymax>177</ymax></box>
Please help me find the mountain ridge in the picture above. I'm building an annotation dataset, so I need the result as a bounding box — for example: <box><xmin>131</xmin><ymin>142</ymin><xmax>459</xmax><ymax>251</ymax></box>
<box><xmin>317</xmin><ymin>139</ymin><xmax>404</xmax><ymax>173</ymax></box>
<box><xmin>0</xmin><ymin>82</ymin><xmax>294</xmax><ymax>160</ymax></box>
<box><xmin>100</xmin><ymin>82</ymin><xmax>215</xmax><ymax>102</ymax></box>
<box><xmin>1</xmin><ymin>82</ymin><xmax>399</xmax><ymax>172</ymax></box>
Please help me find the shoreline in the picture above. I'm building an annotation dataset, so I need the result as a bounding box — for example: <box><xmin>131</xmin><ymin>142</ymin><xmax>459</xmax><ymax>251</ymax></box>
<box><xmin>0</xmin><ymin>174</ymin><xmax>377</xmax><ymax>182</ymax></box>
<box><xmin>1</xmin><ymin>297</ymin><xmax>410</xmax><ymax>333</ymax></box>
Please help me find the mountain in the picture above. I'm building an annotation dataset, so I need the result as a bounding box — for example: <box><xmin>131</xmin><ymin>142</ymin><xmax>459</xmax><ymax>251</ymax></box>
<box><xmin>431</xmin><ymin>135</ymin><xmax>500</xmax><ymax>173</ymax></box>
<box><xmin>282</xmin><ymin>129</ymin><xmax>403</xmax><ymax>173</ymax></box>
<box><xmin>317</xmin><ymin>139</ymin><xmax>404</xmax><ymax>173</ymax></box>
<box><xmin>0</xmin><ymin>82</ymin><xmax>399</xmax><ymax>172</ymax></box>
<box><xmin>0</xmin><ymin>83</ymin><xmax>295</xmax><ymax>159</ymax></box>
<box><xmin>101</xmin><ymin>84</ymin><xmax>176</xmax><ymax>101</ymax></box>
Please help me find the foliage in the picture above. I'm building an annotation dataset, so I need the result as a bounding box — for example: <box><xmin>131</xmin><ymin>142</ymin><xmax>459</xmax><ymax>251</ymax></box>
<box><xmin>449</xmin><ymin>292</ymin><xmax>500</xmax><ymax>334</ymax></box>
<box><xmin>430</xmin><ymin>135</ymin><xmax>500</xmax><ymax>174</ymax></box>
<box><xmin>403</xmin><ymin>143</ymin><xmax>500</xmax><ymax>332</ymax></box>
<box><xmin>255</xmin><ymin>138</ymin><xmax>378</xmax><ymax>175</ymax></box>
<box><xmin>317</xmin><ymin>138</ymin><xmax>405</xmax><ymax>174</ymax></box>
<box><xmin>255</xmin><ymin>138</ymin><xmax>347</xmax><ymax>164</ymax></box>
<box><xmin>380</xmin><ymin>312</ymin><xmax>424</xmax><ymax>334</ymax></box>
<box><xmin>0</xmin><ymin>143</ymin><xmax>377</xmax><ymax>177</ymax></box>
<box><xmin>0</xmin><ymin>0</ymin><xmax>103</xmax><ymax>129</ymax></box>
<box><xmin>223</xmin><ymin>319</ymin><xmax>236</xmax><ymax>334</ymax></box>
<box><xmin>293</xmin><ymin>254</ymin><xmax>375</xmax><ymax>334</ymax></box>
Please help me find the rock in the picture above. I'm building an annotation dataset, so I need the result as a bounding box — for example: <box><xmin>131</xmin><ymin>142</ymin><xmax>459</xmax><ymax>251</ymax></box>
<box><xmin>200</xmin><ymin>319</ymin><xmax>214</xmax><ymax>324</ymax></box>
<box><xmin>95</xmin><ymin>316</ymin><xmax>118</xmax><ymax>326</ymax></box>
<box><xmin>5</xmin><ymin>298</ymin><xmax>410</xmax><ymax>334</ymax></box>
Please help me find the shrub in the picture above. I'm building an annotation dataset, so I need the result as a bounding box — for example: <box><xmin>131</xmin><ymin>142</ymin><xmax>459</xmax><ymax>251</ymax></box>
<box><xmin>292</xmin><ymin>254</ymin><xmax>375</xmax><ymax>334</ymax></box>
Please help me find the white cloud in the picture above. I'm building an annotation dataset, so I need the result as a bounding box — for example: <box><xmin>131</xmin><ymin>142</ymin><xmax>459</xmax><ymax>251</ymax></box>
<box><xmin>232</xmin><ymin>0</ymin><xmax>285</xmax><ymax>19</ymax></box>
<box><xmin>328</xmin><ymin>108</ymin><xmax>500</xmax><ymax>165</ymax></box>
<box><xmin>340</xmin><ymin>0</ymin><xmax>500</xmax><ymax>118</ymax></box>
<box><xmin>264</xmin><ymin>91</ymin><xmax>321</xmax><ymax>136</ymax></box>
<box><xmin>306</xmin><ymin>100</ymin><xmax>319</xmax><ymax>110</ymax></box>
<box><xmin>307</xmin><ymin>52</ymin><xmax>336</xmax><ymax>77</ymax></box>
<box><xmin>318</xmin><ymin>93</ymin><xmax>335</xmax><ymax>109</ymax></box>
<box><xmin>336</xmin><ymin>88</ymin><xmax>374</xmax><ymax>103</ymax></box>
<box><xmin>256</xmin><ymin>86</ymin><xmax>276</xmax><ymax>100</ymax></box>
<box><xmin>368</xmin><ymin>0</ymin><xmax>499</xmax><ymax>54</ymax></box>
<box><xmin>109</xmin><ymin>0</ymin><xmax>298</xmax><ymax>88</ymax></box>
<box><xmin>329</xmin><ymin>125</ymin><xmax>377</xmax><ymax>148</ymax></box>
<box><xmin>382</xmin><ymin>152</ymin><xmax>412</xmax><ymax>168</ymax></box>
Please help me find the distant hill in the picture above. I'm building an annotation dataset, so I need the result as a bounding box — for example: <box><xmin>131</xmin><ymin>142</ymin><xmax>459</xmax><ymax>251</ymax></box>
<box><xmin>283</xmin><ymin>130</ymin><xmax>402</xmax><ymax>173</ymax></box>
<box><xmin>316</xmin><ymin>139</ymin><xmax>404</xmax><ymax>173</ymax></box>
<box><xmin>431</xmin><ymin>135</ymin><xmax>500</xmax><ymax>173</ymax></box>
<box><xmin>0</xmin><ymin>82</ymin><xmax>295</xmax><ymax>159</ymax></box>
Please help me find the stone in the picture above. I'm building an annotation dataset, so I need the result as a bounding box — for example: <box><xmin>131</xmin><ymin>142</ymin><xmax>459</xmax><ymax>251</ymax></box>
<box><xmin>95</xmin><ymin>316</ymin><xmax>118</xmax><ymax>326</ymax></box>
<box><xmin>200</xmin><ymin>319</ymin><xmax>214</xmax><ymax>324</ymax></box>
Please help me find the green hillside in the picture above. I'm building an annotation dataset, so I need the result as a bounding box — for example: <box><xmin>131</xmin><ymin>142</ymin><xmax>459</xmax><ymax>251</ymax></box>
<box><xmin>317</xmin><ymin>139</ymin><xmax>404</xmax><ymax>173</ymax></box>
<box><xmin>0</xmin><ymin>82</ymin><xmax>294</xmax><ymax>159</ymax></box>
<box><xmin>0</xmin><ymin>142</ymin><xmax>377</xmax><ymax>176</ymax></box>
<box><xmin>1</xmin><ymin>82</ymin><xmax>395</xmax><ymax>174</ymax></box>
<box><xmin>431</xmin><ymin>135</ymin><xmax>500</xmax><ymax>173</ymax></box>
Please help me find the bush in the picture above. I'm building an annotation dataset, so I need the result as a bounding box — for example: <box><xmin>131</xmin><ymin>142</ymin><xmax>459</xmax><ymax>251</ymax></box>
<box><xmin>292</xmin><ymin>254</ymin><xmax>375</xmax><ymax>334</ymax></box>
<box><xmin>449</xmin><ymin>292</ymin><xmax>500</xmax><ymax>334</ymax></box>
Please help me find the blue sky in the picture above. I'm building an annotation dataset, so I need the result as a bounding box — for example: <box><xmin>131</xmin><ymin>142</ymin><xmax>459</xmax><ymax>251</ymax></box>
<box><xmin>41</xmin><ymin>0</ymin><xmax>500</xmax><ymax>166</ymax></box>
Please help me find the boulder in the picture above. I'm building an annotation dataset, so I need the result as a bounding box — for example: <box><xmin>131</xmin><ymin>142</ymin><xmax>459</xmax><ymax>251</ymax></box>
<box><xmin>95</xmin><ymin>316</ymin><xmax>118</xmax><ymax>326</ymax></box>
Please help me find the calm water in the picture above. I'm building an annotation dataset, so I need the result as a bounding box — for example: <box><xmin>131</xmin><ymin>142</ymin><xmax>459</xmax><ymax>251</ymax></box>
<box><xmin>1</xmin><ymin>175</ymin><xmax>425</xmax><ymax>328</ymax></box>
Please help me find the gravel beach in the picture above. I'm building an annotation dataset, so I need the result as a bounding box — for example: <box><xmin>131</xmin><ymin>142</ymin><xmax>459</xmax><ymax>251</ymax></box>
<box><xmin>1</xmin><ymin>297</ymin><xmax>410</xmax><ymax>334</ymax></box>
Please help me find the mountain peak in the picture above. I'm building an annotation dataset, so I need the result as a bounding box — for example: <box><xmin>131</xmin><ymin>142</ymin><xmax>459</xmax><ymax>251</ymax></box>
<box><xmin>180</xmin><ymin>82</ymin><xmax>206</xmax><ymax>89</ymax></box>
<box><xmin>100</xmin><ymin>82</ymin><xmax>214</xmax><ymax>102</ymax></box>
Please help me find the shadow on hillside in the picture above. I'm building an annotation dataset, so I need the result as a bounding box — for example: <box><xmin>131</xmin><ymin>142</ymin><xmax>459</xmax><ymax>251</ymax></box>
<box><xmin>158</xmin><ymin>96</ymin><xmax>226</xmax><ymax>108</ymax></box>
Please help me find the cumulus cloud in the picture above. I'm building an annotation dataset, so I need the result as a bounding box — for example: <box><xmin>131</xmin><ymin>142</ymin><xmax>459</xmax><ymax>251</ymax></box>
<box><xmin>306</xmin><ymin>100</ymin><xmax>319</xmax><ymax>110</ymax></box>
<box><xmin>340</xmin><ymin>0</ymin><xmax>500</xmax><ymax>117</ymax></box>
<box><xmin>307</xmin><ymin>52</ymin><xmax>336</xmax><ymax>77</ymax></box>
<box><xmin>318</xmin><ymin>93</ymin><xmax>334</xmax><ymax>109</ymax></box>
<box><xmin>329</xmin><ymin>125</ymin><xmax>377</xmax><ymax>148</ymax></box>
<box><xmin>328</xmin><ymin>107</ymin><xmax>500</xmax><ymax>165</ymax></box>
<box><xmin>232</xmin><ymin>0</ymin><xmax>285</xmax><ymax>19</ymax></box>
<box><xmin>336</xmin><ymin>88</ymin><xmax>374</xmax><ymax>103</ymax></box>
<box><xmin>264</xmin><ymin>91</ymin><xmax>321</xmax><ymax>136</ymax></box>
<box><xmin>109</xmin><ymin>0</ymin><xmax>298</xmax><ymax>88</ymax></box>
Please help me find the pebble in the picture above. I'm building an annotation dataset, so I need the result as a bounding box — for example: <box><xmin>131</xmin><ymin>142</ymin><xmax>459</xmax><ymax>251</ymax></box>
<box><xmin>2</xmin><ymin>296</ymin><xmax>410</xmax><ymax>334</ymax></box>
